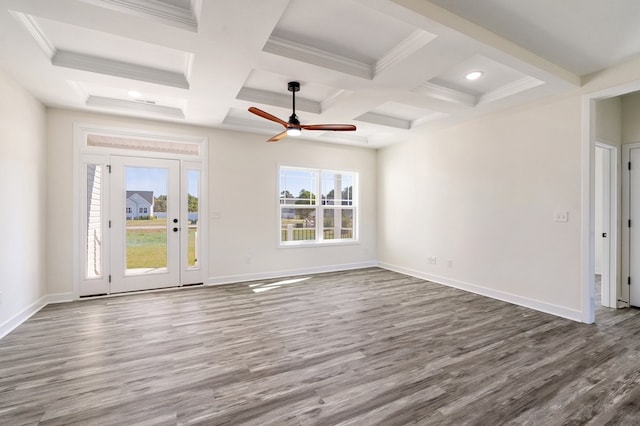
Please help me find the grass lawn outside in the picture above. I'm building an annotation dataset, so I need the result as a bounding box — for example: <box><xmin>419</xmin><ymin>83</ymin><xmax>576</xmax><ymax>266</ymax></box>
<box><xmin>126</xmin><ymin>224</ymin><xmax>197</xmax><ymax>269</ymax></box>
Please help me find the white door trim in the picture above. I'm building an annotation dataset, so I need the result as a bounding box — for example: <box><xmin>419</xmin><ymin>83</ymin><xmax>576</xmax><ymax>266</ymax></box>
<box><xmin>581</xmin><ymin>79</ymin><xmax>640</xmax><ymax>323</ymax></box>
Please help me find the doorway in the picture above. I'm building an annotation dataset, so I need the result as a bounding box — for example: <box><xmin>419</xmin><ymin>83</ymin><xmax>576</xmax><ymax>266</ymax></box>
<box><xmin>75</xmin><ymin>126</ymin><xmax>207</xmax><ymax>297</ymax></box>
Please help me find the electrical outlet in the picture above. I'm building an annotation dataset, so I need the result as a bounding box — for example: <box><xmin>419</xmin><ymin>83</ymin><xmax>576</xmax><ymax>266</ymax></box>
<box><xmin>554</xmin><ymin>211</ymin><xmax>569</xmax><ymax>222</ymax></box>
<box><xmin>246</xmin><ymin>256</ymin><xmax>252</xmax><ymax>264</ymax></box>
<box><xmin>427</xmin><ymin>256</ymin><xmax>437</xmax><ymax>265</ymax></box>
<box><xmin>447</xmin><ymin>259</ymin><xmax>453</xmax><ymax>268</ymax></box>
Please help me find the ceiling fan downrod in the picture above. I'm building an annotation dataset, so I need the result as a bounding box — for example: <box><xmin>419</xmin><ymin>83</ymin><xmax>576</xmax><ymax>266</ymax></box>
<box><xmin>288</xmin><ymin>81</ymin><xmax>300</xmax><ymax>126</ymax></box>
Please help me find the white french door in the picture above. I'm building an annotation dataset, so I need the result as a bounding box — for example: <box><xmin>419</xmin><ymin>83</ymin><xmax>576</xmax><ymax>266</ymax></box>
<box><xmin>110</xmin><ymin>156</ymin><xmax>180</xmax><ymax>293</ymax></box>
<box><xmin>79</xmin><ymin>154</ymin><xmax>203</xmax><ymax>296</ymax></box>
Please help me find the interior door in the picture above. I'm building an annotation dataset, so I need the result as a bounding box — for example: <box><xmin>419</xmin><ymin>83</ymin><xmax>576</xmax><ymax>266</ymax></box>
<box><xmin>596</xmin><ymin>146</ymin><xmax>612</xmax><ymax>306</ymax></box>
<box><xmin>630</xmin><ymin>148</ymin><xmax>640</xmax><ymax>306</ymax></box>
<box><xmin>110</xmin><ymin>156</ymin><xmax>181</xmax><ymax>293</ymax></box>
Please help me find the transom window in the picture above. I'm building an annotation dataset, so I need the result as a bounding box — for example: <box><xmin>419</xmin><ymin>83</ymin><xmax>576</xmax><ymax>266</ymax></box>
<box><xmin>279</xmin><ymin>166</ymin><xmax>357</xmax><ymax>245</ymax></box>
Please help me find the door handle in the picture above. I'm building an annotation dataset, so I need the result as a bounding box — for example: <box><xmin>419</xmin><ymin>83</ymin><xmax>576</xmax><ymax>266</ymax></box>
<box><xmin>602</xmin><ymin>232</ymin><xmax>607</xmax><ymax>238</ymax></box>
<box><xmin>173</xmin><ymin>227</ymin><xmax>179</xmax><ymax>232</ymax></box>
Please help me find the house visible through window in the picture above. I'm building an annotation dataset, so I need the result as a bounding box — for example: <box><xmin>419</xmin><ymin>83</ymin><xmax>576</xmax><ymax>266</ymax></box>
<box><xmin>279</xmin><ymin>166</ymin><xmax>357</xmax><ymax>245</ymax></box>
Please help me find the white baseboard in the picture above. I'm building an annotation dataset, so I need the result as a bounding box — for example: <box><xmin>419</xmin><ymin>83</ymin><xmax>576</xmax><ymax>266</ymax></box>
<box><xmin>47</xmin><ymin>293</ymin><xmax>74</xmax><ymax>304</ymax></box>
<box><xmin>0</xmin><ymin>295</ymin><xmax>48</xmax><ymax>340</ymax></box>
<box><xmin>1</xmin><ymin>261</ymin><xmax>583</xmax><ymax>341</ymax></box>
<box><xmin>207</xmin><ymin>261</ymin><xmax>378</xmax><ymax>286</ymax></box>
<box><xmin>378</xmin><ymin>262</ymin><xmax>583</xmax><ymax>323</ymax></box>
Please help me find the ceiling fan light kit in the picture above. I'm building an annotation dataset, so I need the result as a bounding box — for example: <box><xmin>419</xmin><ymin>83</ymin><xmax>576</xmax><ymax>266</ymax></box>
<box><xmin>248</xmin><ymin>81</ymin><xmax>356</xmax><ymax>142</ymax></box>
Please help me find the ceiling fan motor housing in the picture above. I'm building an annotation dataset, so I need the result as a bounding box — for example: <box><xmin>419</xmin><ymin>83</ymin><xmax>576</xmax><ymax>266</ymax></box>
<box><xmin>288</xmin><ymin>81</ymin><xmax>300</xmax><ymax>92</ymax></box>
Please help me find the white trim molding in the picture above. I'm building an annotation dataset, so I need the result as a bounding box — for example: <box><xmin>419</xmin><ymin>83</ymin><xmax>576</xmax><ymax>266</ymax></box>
<box><xmin>53</xmin><ymin>50</ymin><xmax>190</xmax><ymax>89</ymax></box>
<box><xmin>80</xmin><ymin>0</ymin><xmax>199</xmax><ymax>32</ymax></box>
<box><xmin>0</xmin><ymin>296</ymin><xmax>48</xmax><ymax>340</ymax></box>
<box><xmin>264</xmin><ymin>35</ymin><xmax>373</xmax><ymax>80</ymax></box>
<box><xmin>378</xmin><ymin>262</ymin><xmax>583</xmax><ymax>322</ymax></box>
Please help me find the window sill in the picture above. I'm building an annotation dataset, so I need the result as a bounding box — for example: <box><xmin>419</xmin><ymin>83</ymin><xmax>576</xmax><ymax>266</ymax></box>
<box><xmin>278</xmin><ymin>239</ymin><xmax>359</xmax><ymax>249</ymax></box>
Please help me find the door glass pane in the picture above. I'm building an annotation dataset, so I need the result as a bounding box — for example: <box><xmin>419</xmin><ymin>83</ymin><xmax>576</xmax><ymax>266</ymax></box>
<box><xmin>187</xmin><ymin>170</ymin><xmax>199</xmax><ymax>268</ymax></box>
<box><xmin>125</xmin><ymin>166</ymin><xmax>168</xmax><ymax>275</ymax></box>
<box><xmin>86</xmin><ymin>164</ymin><xmax>102</xmax><ymax>279</ymax></box>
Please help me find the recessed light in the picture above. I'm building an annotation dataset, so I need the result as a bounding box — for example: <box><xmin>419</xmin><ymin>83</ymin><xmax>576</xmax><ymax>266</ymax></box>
<box><xmin>465</xmin><ymin>71</ymin><xmax>484</xmax><ymax>81</ymax></box>
<box><xmin>128</xmin><ymin>90</ymin><xmax>142</xmax><ymax>98</ymax></box>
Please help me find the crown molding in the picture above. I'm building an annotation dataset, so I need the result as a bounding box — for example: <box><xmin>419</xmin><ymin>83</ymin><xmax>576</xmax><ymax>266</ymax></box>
<box><xmin>412</xmin><ymin>111</ymin><xmax>449</xmax><ymax>128</ymax></box>
<box><xmin>236</xmin><ymin>87</ymin><xmax>321</xmax><ymax>114</ymax></box>
<box><xmin>86</xmin><ymin>95</ymin><xmax>185</xmax><ymax>118</ymax></box>
<box><xmin>414</xmin><ymin>82</ymin><xmax>476</xmax><ymax>107</ymax></box>
<box><xmin>375</xmin><ymin>29</ymin><xmax>437</xmax><ymax>76</ymax></box>
<box><xmin>53</xmin><ymin>50</ymin><xmax>189</xmax><ymax>89</ymax></box>
<box><xmin>320</xmin><ymin>89</ymin><xmax>350</xmax><ymax>113</ymax></box>
<box><xmin>223</xmin><ymin>114</ymin><xmax>283</xmax><ymax>133</ymax></box>
<box><xmin>80</xmin><ymin>0</ymin><xmax>198</xmax><ymax>31</ymax></box>
<box><xmin>319</xmin><ymin>132</ymin><xmax>369</xmax><ymax>145</ymax></box>
<box><xmin>10</xmin><ymin>12</ymin><xmax>56</xmax><ymax>58</ymax></box>
<box><xmin>264</xmin><ymin>35</ymin><xmax>373</xmax><ymax>80</ymax></box>
<box><xmin>356</xmin><ymin>112</ymin><xmax>410</xmax><ymax>129</ymax></box>
<box><xmin>477</xmin><ymin>76</ymin><xmax>544</xmax><ymax>106</ymax></box>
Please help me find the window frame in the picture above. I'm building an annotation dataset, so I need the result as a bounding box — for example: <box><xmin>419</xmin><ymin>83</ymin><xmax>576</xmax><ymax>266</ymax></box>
<box><xmin>278</xmin><ymin>165</ymin><xmax>358</xmax><ymax>247</ymax></box>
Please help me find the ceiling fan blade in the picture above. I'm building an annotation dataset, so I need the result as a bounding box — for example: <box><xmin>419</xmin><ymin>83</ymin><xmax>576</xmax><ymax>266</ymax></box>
<box><xmin>248</xmin><ymin>107</ymin><xmax>288</xmax><ymax>127</ymax></box>
<box><xmin>300</xmin><ymin>124</ymin><xmax>357</xmax><ymax>131</ymax></box>
<box><xmin>267</xmin><ymin>130</ymin><xmax>288</xmax><ymax>142</ymax></box>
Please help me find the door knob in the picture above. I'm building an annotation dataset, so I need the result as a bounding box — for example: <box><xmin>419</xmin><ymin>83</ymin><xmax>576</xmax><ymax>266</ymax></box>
<box><xmin>173</xmin><ymin>218</ymin><xmax>178</xmax><ymax>223</ymax></box>
<box><xmin>173</xmin><ymin>227</ymin><xmax>179</xmax><ymax>232</ymax></box>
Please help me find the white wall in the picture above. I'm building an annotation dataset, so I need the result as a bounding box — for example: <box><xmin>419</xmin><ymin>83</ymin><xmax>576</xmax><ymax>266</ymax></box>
<box><xmin>378</xmin><ymin>95</ymin><xmax>583</xmax><ymax>319</ymax></box>
<box><xmin>622</xmin><ymin>92</ymin><xmax>640</xmax><ymax>143</ymax></box>
<box><xmin>46</xmin><ymin>109</ymin><xmax>377</xmax><ymax>297</ymax></box>
<box><xmin>0</xmin><ymin>70</ymin><xmax>47</xmax><ymax>336</ymax></box>
<box><xmin>596</xmin><ymin>97</ymin><xmax>622</xmax><ymax>146</ymax></box>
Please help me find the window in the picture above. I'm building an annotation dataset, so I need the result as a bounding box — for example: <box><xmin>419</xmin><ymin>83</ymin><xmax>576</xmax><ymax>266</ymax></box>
<box><xmin>279</xmin><ymin>166</ymin><xmax>357</xmax><ymax>245</ymax></box>
<box><xmin>139</xmin><ymin>207</ymin><xmax>148</xmax><ymax>214</ymax></box>
<box><xmin>126</xmin><ymin>207</ymin><xmax>132</xmax><ymax>214</ymax></box>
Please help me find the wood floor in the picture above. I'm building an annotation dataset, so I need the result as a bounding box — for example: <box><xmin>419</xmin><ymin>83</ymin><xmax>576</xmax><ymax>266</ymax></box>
<box><xmin>2</xmin><ymin>268</ymin><xmax>640</xmax><ymax>425</ymax></box>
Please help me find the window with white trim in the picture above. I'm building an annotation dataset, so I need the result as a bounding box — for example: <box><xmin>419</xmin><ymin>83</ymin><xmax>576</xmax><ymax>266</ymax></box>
<box><xmin>279</xmin><ymin>166</ymin><xmax>357</xmax><ymax>245</ymax></box>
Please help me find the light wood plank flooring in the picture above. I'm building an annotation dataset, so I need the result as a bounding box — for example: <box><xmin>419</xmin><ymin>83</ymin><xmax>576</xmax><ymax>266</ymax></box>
<box><xmin>1</xmin><ymin>268</ymin><xmax>640</xmax><ymax>425</ymax></box>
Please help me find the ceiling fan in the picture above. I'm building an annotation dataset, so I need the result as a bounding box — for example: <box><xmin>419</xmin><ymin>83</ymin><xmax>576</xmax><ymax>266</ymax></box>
<box><xmin>248</xmin><ymin>81</ymin><xmax>356</xmax><ymax>142</ymax></box>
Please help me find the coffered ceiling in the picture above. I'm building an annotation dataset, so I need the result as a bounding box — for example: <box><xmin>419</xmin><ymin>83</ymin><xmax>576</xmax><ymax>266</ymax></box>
<box><xmin>0</xmin><ymin>0</ymin><xmax>638</xmax><ymax>148</ymax></box>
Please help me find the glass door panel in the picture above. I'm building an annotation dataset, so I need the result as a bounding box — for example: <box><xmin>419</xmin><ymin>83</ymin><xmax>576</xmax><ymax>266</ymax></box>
<box><xmin>86</xmin><ymin>164</ymin><xmax>104</xmax><ymax>279</ymax></box>
<box><xmin>187</xmin><ymin>169</ymin><xmax>199</xmax><ymax>269</ymax></box>
<box><xmin>79</xmin><ymin>158</ymin><xmax>110</xmax><ymax>297</ymax></box>
<box><xmin>125</xmin><ymin>166</ymin><xmax>168</xmax><ymax>275</ymax></box>
<box><xmin>181</xmin><ymin>164</ymin><xmax>203</xmax><ymax>285</ymax></box>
